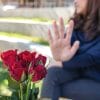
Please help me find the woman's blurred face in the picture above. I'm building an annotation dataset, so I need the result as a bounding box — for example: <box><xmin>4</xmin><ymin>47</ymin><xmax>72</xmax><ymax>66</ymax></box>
<box><xmin>74</xmin><ymin>0</ymin><xmax>88</xmax><ymax>15</ymax></box>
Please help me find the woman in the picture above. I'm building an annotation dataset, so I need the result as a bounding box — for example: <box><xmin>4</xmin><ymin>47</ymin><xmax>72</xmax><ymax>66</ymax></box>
<box><xmin>41</xmin><ymin>0</ymin><xmax>100</xmax><ymax>100</ymax></box>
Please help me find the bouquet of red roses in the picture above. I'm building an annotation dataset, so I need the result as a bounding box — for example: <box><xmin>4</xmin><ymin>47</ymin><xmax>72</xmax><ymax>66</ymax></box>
<box><xmin>1</xmin><ymin>50</ymin><xmax>47</xmax><ymax>100</ymax></box>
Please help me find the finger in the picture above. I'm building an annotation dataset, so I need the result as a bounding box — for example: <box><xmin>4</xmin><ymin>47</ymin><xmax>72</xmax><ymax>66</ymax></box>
<box><xmin>48</xmin><ymin>29</ymin><xmax>53</xmax><ymax>44</ymax></box>
<box><xmin>53</xmin><ymin>20</ymin><xmax>60</xmax><ymax>39</ymax></box>
<box><xmin>71</xmin><ymin>41</ymin><xmax>80</xmax><ymax>55</ymax></box>
<box><xmin>66</xmin><ymin>20</ymin><xmax>74</xmax><ymax>43</ymax></box>
<box><xmin>59</xmin><ymin>17</ymin><xmax>65</xmax><ymax>38</ymax></box>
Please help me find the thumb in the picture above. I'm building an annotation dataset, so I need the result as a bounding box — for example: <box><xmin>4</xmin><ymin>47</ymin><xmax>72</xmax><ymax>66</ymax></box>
<box><xmin>71</xmin><ymin>41</ymin><xmax>80</xmax><ymax>55</ymax></box>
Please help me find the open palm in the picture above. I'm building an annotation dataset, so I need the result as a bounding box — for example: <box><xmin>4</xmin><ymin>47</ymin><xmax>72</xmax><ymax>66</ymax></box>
<box><xmin>48</xmin><ymin>18</ymin><xmax>80</xmax><ymax>61</ymax></box>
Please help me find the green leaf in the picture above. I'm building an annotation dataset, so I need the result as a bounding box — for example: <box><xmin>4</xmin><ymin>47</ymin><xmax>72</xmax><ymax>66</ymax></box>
<box><xmin>8</xmin><ymin>75</ymin><xmax>20</xmax><ymax>91</ymax></box>
<box><xmin>20</xmin><ymin>72</ymin><xmax>27</xmax><ymax>83</ymax></box>
<box><xmin>0</xmin><ymin>62</ymin><xmax>8</xmax><ymax>83</ymax></box>
<box><xmin>11</xmin><ymin>91</ymin><xmax>19</xmax><ymax>100</ymax></box>
<box><xmin>27</xmin><ymin>89</ymin><xmax>32</xmax><ymax>100</ymax></box>
<box><xmin>31</xmin><ymin>88</ymin><xmax>39</xmax><ymax>100</ymax></box>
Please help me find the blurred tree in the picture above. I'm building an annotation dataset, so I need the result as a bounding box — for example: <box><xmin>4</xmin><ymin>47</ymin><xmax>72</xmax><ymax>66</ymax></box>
<box><xmin>0</xmin><ymin>0</ymin><xmax>6</xmax><ymax>5</ymax></box>
<box><xmin>0</xmin><ymin>0</ymin><xmax>72</xmax><ymax>7</ymax></box>
<box><xmin>58</xmin><ymin>0</ymin><xmax>64</xmax><ymax>7</ymax></box>
<box><xmin>19</xmin><ymin>0</ymin><xmax>26</xmax><ymax>6</ymax></box>
<box><xmin>33</xmin><ymin>0</ymin><xmax>41</xmax><ymax>7</ymax></box>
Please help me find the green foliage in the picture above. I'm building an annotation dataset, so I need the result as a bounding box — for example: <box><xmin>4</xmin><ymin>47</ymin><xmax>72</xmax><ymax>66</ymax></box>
<box><xmin>0</xmin><ymin>32</ymin><xmax>49</xmax><ymax>46</ymax></box>
<box><xmin>0</xmin><ymin>17</ymin><xmax>52</xmax><ymax>23</ymax></box>
<box><xmin>0</xmin><ymin>61</ymin><xmax>42</xmax><ymax>100</ymax></box>
<box><xmin>0</xmin><ymin>61</ymin><xmax>19</xmax><ymax>99</ymax></box>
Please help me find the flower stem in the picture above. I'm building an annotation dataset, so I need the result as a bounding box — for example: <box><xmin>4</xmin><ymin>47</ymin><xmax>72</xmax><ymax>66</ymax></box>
<box><xmin>32</xmin><ymin>83</ymin><xmax>36</xmax><ymax>100</ymax></box>
<box><xmin>20</xmin><ymin>83</ymin><xmax>24</xmax><ymax>100</ymax></box>
<box><xmin>32</xmin><ymin>83</ymin><xmax>35</xmax><ymax>89</ymax></box>
<box><xmin>25</xmin><ymin>80</ymin><xmax>31</xmax><ymax>100</ymax></box>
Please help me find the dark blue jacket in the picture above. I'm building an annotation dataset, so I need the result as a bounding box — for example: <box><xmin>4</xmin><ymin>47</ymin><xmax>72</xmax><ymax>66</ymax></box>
<box><xmin>62</xmin><ymin>31</ymin><xmax>100</xmax><ymax>81</ymax></box>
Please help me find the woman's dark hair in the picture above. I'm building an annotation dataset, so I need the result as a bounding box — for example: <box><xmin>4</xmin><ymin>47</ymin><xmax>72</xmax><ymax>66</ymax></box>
<box><xmin>73</xmin><ymin>0</ymin><xmax>100</xmax><ymax>40</ymax></box>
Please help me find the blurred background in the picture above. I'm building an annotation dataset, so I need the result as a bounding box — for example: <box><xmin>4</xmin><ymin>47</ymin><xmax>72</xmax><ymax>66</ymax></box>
<box><xmin>0</xmin><ymin>0</ymin><xmax>74</xmax><ymax>53</ymax></box>
<box><xmin>0</xmin><ymin>0</ymin><xmax>73</xmax><ymax>7</ymax></box>
<box><xmin>0</xmin><ymin>0</ymin><xmax>74</xmax><ymax>99</ymax></box>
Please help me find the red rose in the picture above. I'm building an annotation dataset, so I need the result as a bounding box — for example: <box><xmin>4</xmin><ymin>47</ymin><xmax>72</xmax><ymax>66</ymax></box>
<box><xmin>18</xmin><ymin>51</ymin><xmax>32</xmax><ymax>62</ymax></box>
<box><xmin>1</xmin><ymin>50</ymin><xmax>47</xmax><ymax>83</ymax></box>
<box><xmin>31</xmin><ymin>52</ymin><xmax>37</xmax><ymax>59</ymax></box>
<box><xmin>35</xmin><ymin>54</ymin><xmax>47</xmax><ymax>66</ymax></box>
<box><xmin>9</xmin><ymin>62</ymin><xmax>27</xmax><ymax>81</ymax></box>
<box><xmin>1</xmin><ymin>50</ymin><xmax>17</xmax><ymax>68</ymax></box>
<box><xmin>18</xmin><ymin>51</ymin><xmax>32</xmax><ymax>68</ymax></box>
<box><xmin>29</xmin><ymin>65</ymin><xmax>47</xmax><ymax>82</ymax></box>
<box><xmin>30</xmin><ymin>52</ymin><xmax>37</xmax><ymax>68</ymax></box>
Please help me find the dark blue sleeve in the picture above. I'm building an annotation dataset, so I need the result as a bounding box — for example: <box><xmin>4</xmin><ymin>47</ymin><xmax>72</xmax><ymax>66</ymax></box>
<box><xmin>62</xmin><ymin>42</ymin><xmax>100</xmax><ymax>70</ymax></box>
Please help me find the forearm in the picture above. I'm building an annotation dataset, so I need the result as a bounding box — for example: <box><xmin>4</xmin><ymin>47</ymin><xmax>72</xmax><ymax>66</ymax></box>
<box><xmin>62</xmin><ymin>53</ymin><xmax>95</xmax><ymax>70</ymax></box>
<box><xmin>48</xmin><ymin>60</ymin><xmax>62</xmax><ymax>68</ymax></box>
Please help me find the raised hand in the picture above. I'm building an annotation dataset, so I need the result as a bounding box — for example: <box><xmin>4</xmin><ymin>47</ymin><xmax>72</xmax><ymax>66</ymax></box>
<box><xmin>48</xmin><ymin>18</ymin><xmax>80</xmax><ymax>62</ymax></box>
